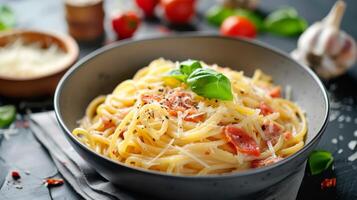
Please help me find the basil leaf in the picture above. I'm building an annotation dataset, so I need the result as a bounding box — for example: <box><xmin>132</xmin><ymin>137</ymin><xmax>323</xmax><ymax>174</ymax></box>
<box><xmin>264</xmin><ymin>7</ymin><xmax>307</xmax><ymax>36</ymax></box>
<box><xmin>234</xmin><ymin>9</ymin><xmax>264</xmax><ymax>31</ymax></box>
<box><xmin>179</xmin><ymin>60</ymin><xmax>202</xmax><ymax>76</ymax></box>
<box><xmin>0</xmin><ymin>105</ymin><xmax>16</xmax><ymax>128</ymax></box>
<box><xmin>187</xmin><ymin>68</ymin><xmax>233</xmax><ymax>100</ymax></box>
<box><xmin>168</xmin><ymin>69</ymin><xmax>187</xmax><ymax>82</ymax></box>
<box><xmin>0</xmin><ymin>5</ymin><xmax>15</xmax><ymax>31</ymax></box>
<box><xmin>206</xmin><ymin>6</ymin><xmax>235</xmax><ymax>26</ymax></box>
<box><xmin>308</xmin><ymin>150</ymin><xmax>334</xmax><ymax>175</ymax></box>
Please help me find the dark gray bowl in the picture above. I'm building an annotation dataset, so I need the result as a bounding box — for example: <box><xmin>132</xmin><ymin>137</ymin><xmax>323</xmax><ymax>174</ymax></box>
<box><xmin>54</xmin><ymin>35</ymin><xmax>329</xmax><ymax>200</ymax></box>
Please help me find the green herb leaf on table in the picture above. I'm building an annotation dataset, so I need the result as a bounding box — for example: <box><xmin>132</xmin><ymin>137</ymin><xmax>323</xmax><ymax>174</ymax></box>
<box><xmin>0</xmin><ymin>5</ymin><xmax>15</xmax><ymax>31</ymax></box>
<box><xmin>205</xmin><ymin>6</ymin><xmax>263</xmax><ymax>31</ymax></box>
<box><xmin>308</xmin><ymin>150</ymin><xmax>334</xmax><ymax>175</ymax></box>
<box><xmin>187</xmin><ymin>68</ymin><xmax>233</xmax><ymax>101</ymax></box>
<box><xmin>206</xmin><ymin>6</ymin><xmax>235</xmax><ymax>26</ymax></box>
<box><xmin>0</xmin><ymin>105</ymin><xmax>16</xmax><ymax>128</ymax></box>
<box><xmin>264</xmin><ymin>7</ymin><xmax>307</xmax><ymax>36</ymax></box>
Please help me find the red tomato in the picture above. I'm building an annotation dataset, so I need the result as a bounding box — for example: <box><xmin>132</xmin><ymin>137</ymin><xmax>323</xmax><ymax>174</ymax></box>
<box><xmin>161</xmin><ymin>0</ymin><xmax>195</xmax><ymax>24</ymax></box>
<box><xmin>220</xmin><ymin>16</ymin><xmax>257</xmax><ymax>38</ymax></box>
<box><xmin>135</xmin><ymin>0</ymin><xmax>159</xmax><ymax>17</ymax></box>
<box><xmin>112</xmin><ymin>11</ymin><xmax>141</xmax><ymax>39</ymax></box>
<box><xmin>224</xmin><ymin>125</ymin><xmax>260</xmax><ymax>157</ymax></box>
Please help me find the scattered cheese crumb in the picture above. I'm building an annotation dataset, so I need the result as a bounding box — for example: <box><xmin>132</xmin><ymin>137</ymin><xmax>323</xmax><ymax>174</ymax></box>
<box><xmin>337</xmin><ymin>149</ymin><xmax>343</xmax><ymax>154</ymax></box>
<box><xmin>348</xmin><ymin>151</ymin><xmax>357</xmax><ymax>162</ymax></box>
<box><xmin>331</xmin><ymin>138</ymin><xmax>338</xmax><ymax>144</ymax></box>
<box><xmin>338</xmin><ymin>135</ymin><xmax>344</xmax><ymax>141</ymax></box>
<box><xmin>345</xmin><ymin>116</ymin><xmax>351</xmax><ymax>123</ymax></box>
<box><xmin>337</xmin><ymin>115</ymin><xmax>345</xmax><ymax>122</ymax></box>
<box><xmin>348</xmin><ymin>141</ymin><xmax>357</xmax><ymax>150</ymax></box>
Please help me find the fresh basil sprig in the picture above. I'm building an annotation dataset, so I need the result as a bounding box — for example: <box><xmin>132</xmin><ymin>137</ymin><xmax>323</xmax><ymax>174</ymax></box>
<box><xmin>308</xmin><ymin>150</ymin><xmax>334</xmax><ymax>175</ymax></box>
<box><xmin>167</xmin><ymin>60</ymin><xmax>233</xmax><ymax>101</ymax></box>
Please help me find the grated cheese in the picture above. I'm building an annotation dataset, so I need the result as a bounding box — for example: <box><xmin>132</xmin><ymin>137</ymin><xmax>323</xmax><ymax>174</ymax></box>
<box><xmin>175</xmin><ymin>146</ymin><xmax>209</xmax><ymax>168</ymax></box>
<box><xmin>0</xmin><ymin>39</ymin><xmax>70</xmax><ymax>79</ymax></box>
<box><xmin>267</xmin><ymin>140</ymin><xmax>277</xmax><ymax>158</ymax></box>
<box><xmin>147</xmin><ymin>139</ymin><xmax>175</xmax><ymax>165</ymax></box>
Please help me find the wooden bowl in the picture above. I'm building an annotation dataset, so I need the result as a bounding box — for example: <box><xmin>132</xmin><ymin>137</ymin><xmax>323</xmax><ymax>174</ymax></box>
<box><xmin>0</xmin><ymin>30</ymin><xmax>79</xmax><ymax>98</ymax></box>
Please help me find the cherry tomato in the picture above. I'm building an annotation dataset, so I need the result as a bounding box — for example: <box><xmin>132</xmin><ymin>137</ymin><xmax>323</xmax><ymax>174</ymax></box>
<box><xmin>224</xmin><ymin>125</ymin><xmax>260</xmax><ymax>157</ymax></box>
<box><xmin>161</xmin><ymin>0</ymin><xmax>196</xmax><ymax>24</ymax></box>
<box><xmin>135</xmin><ymin>0</ymin><xmax>159</xmax><ymax>17</ymax></box>
<box><xmin>220</xmin><ymin>16</ymin><xmax>257</xmax><ymax>38</ymax></box>
<box><xmin>111</xmin><ymin>11</ymin><xmax>141</xmax><ymax>39</ymax></box>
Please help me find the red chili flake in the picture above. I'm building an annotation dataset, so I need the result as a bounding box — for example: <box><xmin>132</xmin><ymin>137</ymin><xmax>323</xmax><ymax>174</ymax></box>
<box><xmin>43</xmin><ymin>178</ymin><xmax>64</xmax><ymax>187</ymax></box>
<box><xmin>11</xmin><ymin>171</ymin><xmax>21</xmax><ymax>180</ymax></box>
<box><xmin>321</xmin><ymin>178</ymin><xmax>336</xmax><ymax>189</ymax></box>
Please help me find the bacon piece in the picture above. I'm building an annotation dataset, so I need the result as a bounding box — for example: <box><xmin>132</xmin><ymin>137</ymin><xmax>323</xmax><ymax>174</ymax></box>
<box><xmin>223</xmin><ymin>125</ymin><xmax>260</xmax><ymax>157</ymax></box>
<box><xmin>283</xmin><ymin>131</ymin><xmax>293</xmax><ymax>141</ymax></box>
<box><xmin>141</xmin><ymin>90</ymin><xmax>205</xmax><ymax>122</ymax></box>
<box><xmin>259</xmin><ymin>102</ymin><xmax>274</xmax><ymax>116</ymax></box>
<box><xmin>100</xmin><ymin>117</ymin><xmax>116</xmax><ymax>130</ymax></box>
<box><xmin>251</xmin><ymin>156</ymin><xmax>283</xmax><ymax>168</ymax></box>
<box><xmin>141</xmin><ymin>94</ymin><xmax>162</xmax><ymax>104</ymax></box>
<box><xmin>262</xmin><ymin>121</ymin><xmax>283</xmax><ymax>142</ymax></box>
<box><xmin>269</xmin><ymin>86</ymin><xmax>281</xmax><ymax>98</ymax></box>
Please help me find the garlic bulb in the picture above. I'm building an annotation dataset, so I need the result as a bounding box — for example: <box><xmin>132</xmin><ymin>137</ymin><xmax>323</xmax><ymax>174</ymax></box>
<box><xmin>291</xmin><ymin>0</ymin><xmax>357</xmax><ymax>79</ymax></box>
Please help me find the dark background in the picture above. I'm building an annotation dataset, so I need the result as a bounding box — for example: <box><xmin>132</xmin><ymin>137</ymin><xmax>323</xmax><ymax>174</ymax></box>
<box><xmin>0</xmin><ymin>0</ymin><xmax>357</xmax><ymax>199</ymax></box>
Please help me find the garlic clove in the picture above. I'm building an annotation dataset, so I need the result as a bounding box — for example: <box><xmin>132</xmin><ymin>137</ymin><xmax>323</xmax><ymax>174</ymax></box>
<box><xmin>297</xmin><ymin>22</ymin><xmax>322</xmax><ymax>53</ymax></box>
<box><xmin>336</xmin><ymin>34</ymin><xmax>357</xmax><ymax>67</ymax></box>
<box><xmin>326</xmin><ymin>30</ymin><xmax>346</xmax><ymax>56</ymax></box>
<box><xmin>312</xmin><ymin>26</ymin><xmax>337</xmax><ymax>56</ymax></box>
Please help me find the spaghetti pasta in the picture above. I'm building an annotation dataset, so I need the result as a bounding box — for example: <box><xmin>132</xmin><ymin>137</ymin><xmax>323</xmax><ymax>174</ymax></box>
<box><xmin>73</xmin><ymin>58</ymin><xmax>307</xmax><ymax>175</ymax></box>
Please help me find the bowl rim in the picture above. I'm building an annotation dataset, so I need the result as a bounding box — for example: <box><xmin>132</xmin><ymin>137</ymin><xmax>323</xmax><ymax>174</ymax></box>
<box><xmin>54</xmin><ymin>34</ymin><xmax>330</xmax><ymax>179</ymax></box>
<box><xmin>0</xmin><ymin>29</ymin><xmax>79</xmax><ymax>81</ymax></box>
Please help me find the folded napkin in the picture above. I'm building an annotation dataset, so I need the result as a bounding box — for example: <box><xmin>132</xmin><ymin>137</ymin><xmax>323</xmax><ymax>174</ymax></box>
<box><xmin>30</xmin><ymin>111</ymin><xmax>145</xmax><ymax>200</ymax></box>
<box><xmin>30</xmin><ymin>111</ymin><xmax>305</xmax><ymax>200</ymax></box>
